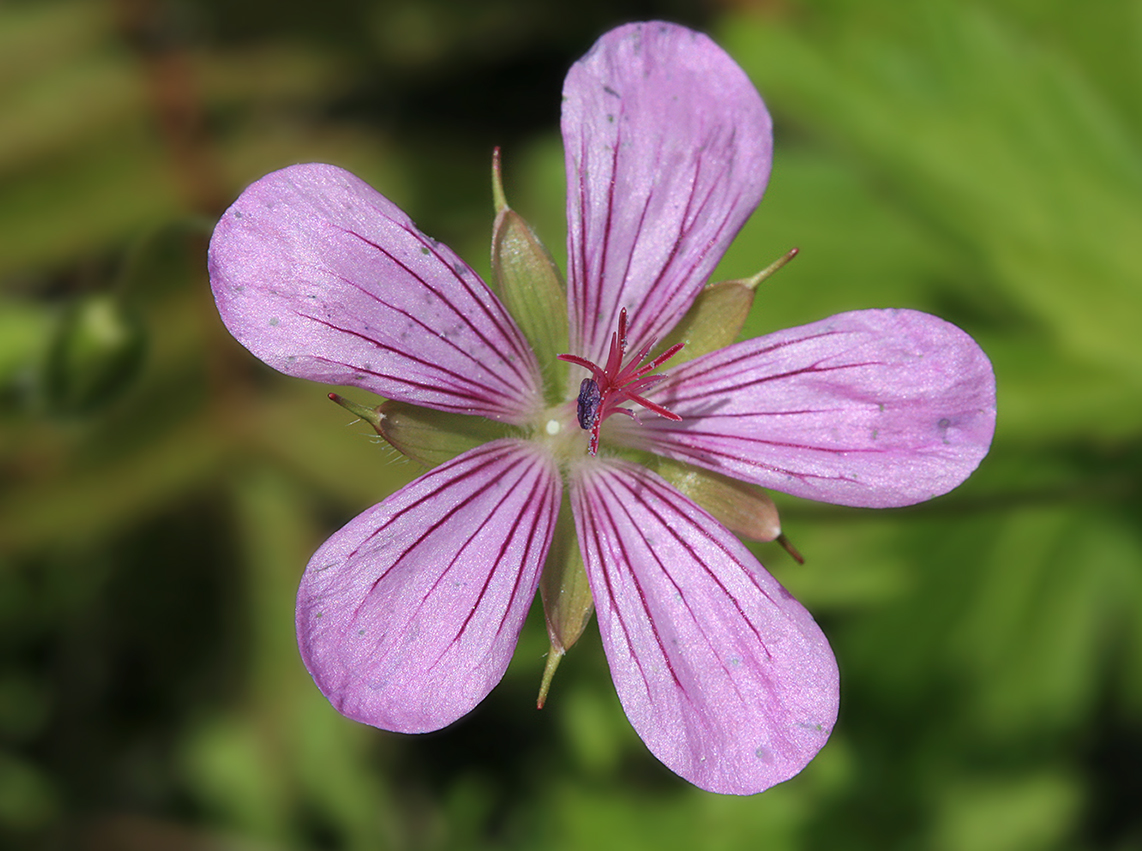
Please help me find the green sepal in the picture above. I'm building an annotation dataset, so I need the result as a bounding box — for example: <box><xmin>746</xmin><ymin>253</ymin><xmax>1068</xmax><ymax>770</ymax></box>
<box><xmin>537</xmin><ymin>494</ymin><xmax>593</xmax><ymax>708</ymax></box>
<box><xmin>655</xmin><ymin>458</ymin><xmax>784</xmax><ymax>542</ymax></box>
<box><xmin>329</xmin><ymin>395</ymin><xmax>510</xmax><ymax>468</ymax></box>
<box><xmin>654</xmin><ymin>458</ymin><xmax>805</xmax><ymax>563</ymax></box>
<box><xmin>659</xmin><ymin>248</ymin><xmax>799</xmax><ymax>364</ymax></box>
<box><xmin>489</xmin><ymin>149</ymin><xmax>569</xmax><ymax>403</ymax></box>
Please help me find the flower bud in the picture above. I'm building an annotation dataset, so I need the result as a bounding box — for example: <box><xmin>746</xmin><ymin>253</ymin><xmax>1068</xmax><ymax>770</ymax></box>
<box><xmin>537</xmin><ymin>502</ymin><xmax>593</xmax><ymax>707</ymax></box>
<box><xmin>489</xmin><ymin>149</ymin><xmax>569</xmax><ymax>401</ymax></box>
<box><xmin>42</xmin><ymin>293</ymin><xmax>145</xmax><ymax>415</ymax></box>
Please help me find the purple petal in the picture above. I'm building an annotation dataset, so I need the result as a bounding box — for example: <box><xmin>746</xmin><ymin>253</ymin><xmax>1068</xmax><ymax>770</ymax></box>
<box><xmin>209</xmin><ymin>164</ymin><xmax>542</xmax><ymax>423</ymax></box>
<box><xmin>570</xmin><ymin>459</ymin><xmax>838</xmax><ymax>795</ymax></box>
<box><xmin>297</xmin><ymin>439</ymin><xmax>559</xmax><ymax>733</ymax></box>
<box><xmin>563</xmin><ymin>22</ymin><xmax>772</xmax><ymax>366</ymax></box>
<box><xmin>618</xmin><ymin>309</ymin><xmax>997</xmax><ymax>508</ymax></box>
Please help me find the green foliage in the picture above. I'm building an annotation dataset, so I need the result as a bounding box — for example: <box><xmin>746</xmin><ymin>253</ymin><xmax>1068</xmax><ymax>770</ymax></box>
<box><xmin>1</xmin><ymin>0</ymin><xmax>1139</xmax><ymax>849</ymax></box>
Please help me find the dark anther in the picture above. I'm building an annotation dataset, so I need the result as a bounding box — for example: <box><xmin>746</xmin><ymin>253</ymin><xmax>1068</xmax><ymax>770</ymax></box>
<box><xmin>576</xmin><ymin>378</ymin><xmax>602</xmax><ymax>431</ymax></box>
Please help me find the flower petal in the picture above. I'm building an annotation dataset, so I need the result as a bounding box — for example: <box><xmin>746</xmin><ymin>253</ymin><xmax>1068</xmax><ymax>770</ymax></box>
<box><xmin>209</xmin><ymin>164</ymin><xmax>542</xmax><ymax>423</ymax></box>
<box><xmin>297</xmin><ymin>439</ymin><xmax>559</xmax><ymax>733</ymax></box>
<box><xmin>620</xmin><ymin>309</ymin><xmax>997</xmax><ymax>508</ymax></box>
<box><xmin>570</xmin><ymin>458</ymin><xmax>838</xmax><ymax>795</ymax></box>
<box><xmin>563</xmin><ymin>22</ymin><xmax>772</xmax><ymax>365</ymax></box>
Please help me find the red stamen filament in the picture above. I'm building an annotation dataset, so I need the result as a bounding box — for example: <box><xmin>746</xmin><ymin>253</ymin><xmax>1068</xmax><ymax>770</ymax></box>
<box><xmin>558</xmin><ymin>308</ymin><xmax>684</xmax><ymax>455</ymax></box>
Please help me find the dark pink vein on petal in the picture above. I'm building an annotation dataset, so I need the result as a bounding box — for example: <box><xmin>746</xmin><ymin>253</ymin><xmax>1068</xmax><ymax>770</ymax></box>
<box><xmin>348</xmin><ymin>443</ymin><xmax>521</xmax><ymax>569</ymax></box>
<box><xmin>425</xmin><ymin>468</ymin><xmax>556</xmax><ymax>671</ymax></box>
<box><xmin>593</xmin><ymin>472</ymin><xmax>751</xmax><ymax>708</ymax></box>
<box><xmin>339</xmin><ymin>228</ymin><xmax>536</xmax><ymax>390</ymax></box>
<box><xmin>324</xmin><ymin>269</ymin><xmax>519</xmax><ymax>394</ymax></box>
<box><xmin>382</xmin><ymin>225</ymin><xmax>539</xmax><ymax>384</ymax></box>
<box><xmin>571</xmin><ymin>132</ymin><xmax>591</xmax><ymax>338</ymax></box>
<box><xmin>575</xmin><ymin>112</ymin><xmax>625</xmax><ymax>350</ymax></box>
<box><xmin>614</xmin><ymin>126</ymin><xmax>753</xmax><ymax>352</ymax></box>
<box><xmin>611</xmin><ymin>159</ymin><xmax>656</xmax><ymax>325</ymax></box>
<box><xmin>650</xmin><ymin>332</ymin><xmax>864</xmax><ymax>403</ymax></box>
<box><xmin>662</xmin><ymin>362</ymin><xmax>885</xmax><ymax>408</ymax></box>
<box><xmin>300</xmin><ymin>317</ymin><xmax>520</xmax><ymax>411</ymax></box>
<box><xmin>342</xmin><ymin>443</ymin><xmax>555</xmax><ymax>666</ymax></box>
<box><xmin>595</xmin><ymin>117</ymin><xmax>623</xmax><ymax>331</ymax></box>
<box><xmin>600</xmin><ymin>464</ymin><xmax>777</xmax><ymax>654</ymax></box>
<box><xmin>578</xmin><ymin>478</ymin><xmax>688</xmax><ymax>699</ymax></box>
<box><xmin>643</xmin><ymin>436</ymin><xmax>864</xmax><ymax>485</ymax></box>
<box><xmin>646</xmin><ymin>126</ymin><xmax>745</xmax><ymax>318</ymax></box>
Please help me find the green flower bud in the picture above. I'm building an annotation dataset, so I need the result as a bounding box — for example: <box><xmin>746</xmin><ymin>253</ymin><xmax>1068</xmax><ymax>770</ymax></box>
<box><xmin>42</xmin><ymin>294</ymin><xmax>145</xmax><ymax>415</ymax></box>
<box><xmin>489</xmin><ymin>149</ymin><xmax>569</xmax><ymax>402</ymax></box>
<box><xmin>537</xmin><ymin>501</ymin><xmax>593</xmax><ymax>707</ymax></box>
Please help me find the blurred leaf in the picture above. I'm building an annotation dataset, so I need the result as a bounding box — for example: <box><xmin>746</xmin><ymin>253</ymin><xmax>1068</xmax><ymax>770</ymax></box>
<box><xmin>195</xmin><ymin>42</ymin><xmax>350</xmax><ymax>108</ymax></box>
<box><xmin>727</xmin><ymin>149</ymin><xmax>967</xmax><ymax>331</ymax></box>
<box><xmin>0</xmin><ymin>299</ymin><xmax>52</xmax><ymax>403</ymax></box>
<box><xmin>0</xmin><ymin>132</ymin><xmax>182</xmax><ymax>280</ymax></box>
<box><xmin>0</xmin><ymin>752</ymin><xmax>57</xmax><ymax>833</ymax></box>
<box><xmin>0</xmin><ymin>416</ymin><xmax>226</xmax><ymax>555</ymax></box>
<box><xmin>0</xmin><ymin>673</ymin><xmax>49</xmax><ymax>742</ymax></box>
<box><xmin>42</xmin><ymin>292</ymin><xmax>146</xmax><ymax>415</ymax></box>
<box><xmin>931</xmin><ymin>770</ymin><xmax>1082</xmax><ymax>851</ymax></box>
<box><xmin>539</xmin><ymin>777</ymin><xmax>821</xmax><ymax>851</ymax></box>
<box><xmin>0</xmin><ymin>1</ymin><xmax>109</xmax><ymax>92</ymax></box>
<box><xmin>0</xmin><ymin>49</ymin><xmax>142</xmax><ymax>176</ymax></box>
<box><xmin>954</xmin><ymin>506</ymin><xmax>1142</xmax><ymax>737</ymax></box>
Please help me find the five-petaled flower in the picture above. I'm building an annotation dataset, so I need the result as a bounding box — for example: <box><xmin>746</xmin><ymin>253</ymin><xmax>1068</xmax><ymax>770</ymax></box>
<box><xmin>208</xmin><ymin>22</ymin><xmax>996</xmax><ymax>795</ymax></box>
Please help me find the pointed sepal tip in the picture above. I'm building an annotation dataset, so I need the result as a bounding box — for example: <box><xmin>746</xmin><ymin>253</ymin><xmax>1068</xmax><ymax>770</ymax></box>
<box><xmin>328</xmin><ymin>392</ymin><xmax>384</xmax><ymax>431</ymax></box>
<box><xmin>742</xmin><ymin>246</ymin><xmax>799</xmax><ymax>291</ymax></box>
<box><xmin>537</xmin><ymin>644</ymin><xmax>565</xmax><ymax>709</ymax></box>
<box><xmin>491</xmin><ymin>147</ymin><xmax>508</xmax><ymax>215</ymax></box>
<box><xmin>777</xmin><ymin>532</ymin><xmax>805</xmax><ymax>565</ymax></box>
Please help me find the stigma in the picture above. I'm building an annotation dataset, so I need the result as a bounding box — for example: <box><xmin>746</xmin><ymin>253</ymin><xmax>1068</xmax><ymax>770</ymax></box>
<box><xmin>558</xmin><ymin>308</ymin><xmax>684</xmax><ymax>455</ymax></box>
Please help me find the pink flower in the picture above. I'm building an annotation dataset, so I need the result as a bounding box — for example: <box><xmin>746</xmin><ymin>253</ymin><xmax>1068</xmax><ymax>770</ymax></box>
<box><xmin>207</xmin><ymin>22</ymin><xmax>996</xmax><ymax>794</ymax></box>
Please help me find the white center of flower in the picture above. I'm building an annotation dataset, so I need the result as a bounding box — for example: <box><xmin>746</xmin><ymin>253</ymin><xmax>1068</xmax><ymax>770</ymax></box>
<box><xmin>545</xmin><ymin>419</ymin><xmax>561</xmax><ymax>436</ymax></box>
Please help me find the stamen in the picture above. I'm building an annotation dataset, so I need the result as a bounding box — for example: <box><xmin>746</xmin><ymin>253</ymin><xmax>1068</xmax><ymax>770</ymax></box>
<box><xmin>557</xmin><ymin>308</ymin><xmax>684</xmax><ymax>455</ymax></box>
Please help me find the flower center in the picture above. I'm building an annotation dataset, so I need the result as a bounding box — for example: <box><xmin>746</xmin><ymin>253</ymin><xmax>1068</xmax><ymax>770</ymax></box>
<box><xmin>557</xmin><ymin>308</ymin><xmax>684</xmax><ymax>455</ymax></box>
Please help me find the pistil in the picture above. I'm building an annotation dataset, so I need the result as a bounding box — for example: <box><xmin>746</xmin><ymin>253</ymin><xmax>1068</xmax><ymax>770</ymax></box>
<box><xmin>558</xmin><ymin>308</ymin><xmax>684</xmax><ymax>455</ymax></box>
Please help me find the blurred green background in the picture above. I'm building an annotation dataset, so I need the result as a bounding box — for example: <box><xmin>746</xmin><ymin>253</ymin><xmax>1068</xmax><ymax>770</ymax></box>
<box><xmin>2</xmin><ymin>0</ymin><xmax>1140</xmax><ymax>848</ymax></box>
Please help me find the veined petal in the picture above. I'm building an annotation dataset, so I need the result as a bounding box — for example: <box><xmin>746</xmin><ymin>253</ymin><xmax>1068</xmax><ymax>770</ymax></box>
<box><xmin>563</xmin><ymin>22</ymin><xmax>772</xmax><ymax>366</ymax></box>
<box><xmin>297</xmin><ymin>439</ymin><xmax>559</xmax><ymax>733</ymax></box>
<box><xmin>209</xmin><ymin>164</ymin><xmax>542</xmax><ymax>423</ymax></box>
<box><xmin>569</xmin><ymin>459</ymin><xmax>838</xmax><ymax>795</ymax></box>
<box><xmin>618</xmin><ymin>309</ymin><xmax>997</xmax><ymax>508</ymax></box>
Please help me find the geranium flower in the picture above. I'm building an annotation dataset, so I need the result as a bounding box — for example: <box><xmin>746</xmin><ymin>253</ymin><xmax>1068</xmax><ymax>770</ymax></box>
<box><xmin>207</xmin><ymin>22</ymin><xmax>996</xmax><ymax>795</ymax></box>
